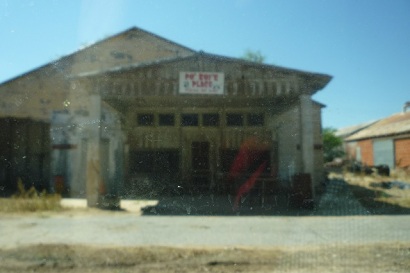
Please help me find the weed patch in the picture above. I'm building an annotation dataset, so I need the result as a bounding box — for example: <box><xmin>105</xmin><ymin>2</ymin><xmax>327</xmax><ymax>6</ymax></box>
<box><xmin>0</xmin><ymin>179</ymin><xmax>62</xmax><ymax>212</ymax></box>
<box><xmin>340</xmin><ymin>171</ymin><xmax>410</xmax><ymax>212</ymax></box>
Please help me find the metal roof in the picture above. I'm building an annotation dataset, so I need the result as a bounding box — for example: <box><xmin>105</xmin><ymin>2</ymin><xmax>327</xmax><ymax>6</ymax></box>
<box><xmin>345</xmin><ymin>111</ymin><xmax>410</xmax><ymax>141</ymax></box>
<box><xmin>336</xmin><ymin>121</ymin><xmax>377</xmax><ymax>138</ymax></box>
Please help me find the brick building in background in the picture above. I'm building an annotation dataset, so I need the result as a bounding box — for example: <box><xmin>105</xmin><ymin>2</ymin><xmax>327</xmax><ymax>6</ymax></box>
<box><xmin>343</xmin><ymin>103</ymin><xmax>410</xmax><ymax>169</ymax></box>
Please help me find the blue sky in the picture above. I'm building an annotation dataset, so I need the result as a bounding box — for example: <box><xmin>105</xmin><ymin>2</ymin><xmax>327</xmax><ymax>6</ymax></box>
<box><xmin>1</xmin><ymin>0</ymin><xmax>409</xmax><ymax>129</ymax></box>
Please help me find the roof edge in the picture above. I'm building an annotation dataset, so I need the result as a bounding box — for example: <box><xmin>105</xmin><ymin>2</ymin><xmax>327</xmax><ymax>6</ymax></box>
<box><xmin>0</xmin><ymin>26</ymin><xmax>197</xmax><ymax>86</ymax></box>
<box><xmin>76</xmin><ymin>51</ymin><xmax>333</xmax><ymax>84</ymax></box>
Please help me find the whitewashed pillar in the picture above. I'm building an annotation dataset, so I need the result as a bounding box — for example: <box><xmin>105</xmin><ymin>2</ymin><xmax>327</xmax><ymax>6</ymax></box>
<box><xmin>86</xmin><ymin>94</ymin><xmax>102</xmax><ymax>207</ymax></box>
<box><xmin>299</xmin><ymin>95</ymin><xmax>314</xmax><ymax>176</ymax></box>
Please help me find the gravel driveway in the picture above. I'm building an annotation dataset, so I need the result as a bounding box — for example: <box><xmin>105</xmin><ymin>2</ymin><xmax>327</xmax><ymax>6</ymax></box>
<box><xmin>1</xmin><ymin>179</ymin><xmax>410</xmax><ymax>273</ymax></box>
<box><xmin>1</xmin><ymin>178</ymin><xmax>409</xmax><ymax>249</ymax></box>
<box><xmin>1</xmin><ymin>212</ymin><xmax>409</xmax><ymax>249</ymax></box>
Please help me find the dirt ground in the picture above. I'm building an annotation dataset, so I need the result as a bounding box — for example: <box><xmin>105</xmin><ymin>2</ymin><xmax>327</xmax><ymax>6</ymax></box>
<box><xmin>2</xmin><ymin>174</ymin><xmax>410</xmax><ymax>272</ymax></box>
<box><xmin>1</xmin><ymin>243</ymin><xmax>409</xmax><ymax>273</ymax></box>
<box><xmin>343</xmin><ymin>171</ymin><xmax>410</xmax><ymax>209</ymax></box>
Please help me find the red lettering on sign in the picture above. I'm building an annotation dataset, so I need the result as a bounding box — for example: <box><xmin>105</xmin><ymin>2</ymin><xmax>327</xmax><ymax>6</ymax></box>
<box><xmin>192</xmin><ymin>81</ymin><xmax>212</xmax><ymax>88</ymax></box>
<box><xmin>185</xmin><ymin>73</ymin><xmax>195</xmax><ymax>80</ymax></box>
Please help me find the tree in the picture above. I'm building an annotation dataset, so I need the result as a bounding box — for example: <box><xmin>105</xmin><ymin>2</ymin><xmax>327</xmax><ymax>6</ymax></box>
<box><xmin>323</xmin><ymin>127</ymin><xmax>344</xmax><ymax>163</ymax></box>
<box><xmin>241</xmin><ymin>49</ymin><xmax>265</xmax><ymax>63</ymax></box>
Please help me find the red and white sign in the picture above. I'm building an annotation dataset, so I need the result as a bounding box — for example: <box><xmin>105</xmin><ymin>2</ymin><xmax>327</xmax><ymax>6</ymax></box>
<box><xmin>179</xmin><ymin>72</ymin><xmax>224</xmax><ymax>95</ymax></box>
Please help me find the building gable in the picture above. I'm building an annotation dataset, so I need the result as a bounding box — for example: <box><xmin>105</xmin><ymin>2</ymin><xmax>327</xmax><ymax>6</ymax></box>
<box><xmin>69</xmin><ymin>27</ymin><xmax>195</xmax><ymax>76</ymax></box>
<box><xmin>0</xmin><ymin>27</ymin><xmax>196</xmax><ymax>121</ymax></box>
<box><xmin>79</xmin><ymin>52</ymin><xmax>331</xmax><ymax>104</ymax></box>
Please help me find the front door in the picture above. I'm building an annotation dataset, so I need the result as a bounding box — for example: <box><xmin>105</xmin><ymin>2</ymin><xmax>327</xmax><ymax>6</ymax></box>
<box><xmin>191</xmin><ymin>141</ymin><xmax>210</xmax><ymax>194</ymax></box>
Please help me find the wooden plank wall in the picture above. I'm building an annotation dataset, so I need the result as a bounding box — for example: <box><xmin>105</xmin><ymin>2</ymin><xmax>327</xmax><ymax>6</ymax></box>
<box><xmin>0</xmin><ymin>118</ymin><xmax>50</xmax><ymax>196</ymax></box>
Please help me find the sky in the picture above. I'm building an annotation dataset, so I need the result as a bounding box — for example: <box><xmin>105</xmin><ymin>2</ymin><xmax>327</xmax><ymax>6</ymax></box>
<box><xmin>1</xmin><ymin>0</ymin><xmax>409</xmax><ymax>129</ymax></box>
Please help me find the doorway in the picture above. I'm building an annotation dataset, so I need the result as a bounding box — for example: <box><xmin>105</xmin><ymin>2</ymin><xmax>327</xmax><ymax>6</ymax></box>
<box><xmin>191</xmin><ymin>141</ymin><xmax>210</xmax><ymax>194</ymax></box>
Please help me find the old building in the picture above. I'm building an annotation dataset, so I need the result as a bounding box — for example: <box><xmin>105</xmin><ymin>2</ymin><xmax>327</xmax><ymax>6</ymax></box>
<box><xmin>0</xmin><ymin>27</ymin><xmax>331</xmax><ymax>208</ymax></box>
<box><xmin>343</xmin><ymin>103</ymin><xmax>410</xmax><ymax>170</ymax></box>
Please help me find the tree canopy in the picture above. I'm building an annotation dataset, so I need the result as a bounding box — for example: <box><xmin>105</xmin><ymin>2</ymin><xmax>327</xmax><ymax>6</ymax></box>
<box><xmin>323</xmin><ymin>127</ymin><xmax>344</xmax><ymax>163</ymax></box>
<box><xmin>241</xmin><ymin>49</ymin><xmax>265</xmax><ymax>63</ymax></box>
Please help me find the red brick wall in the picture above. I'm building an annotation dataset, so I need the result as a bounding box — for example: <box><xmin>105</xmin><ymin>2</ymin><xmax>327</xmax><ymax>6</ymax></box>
<box><xmin>395</xmin><ymin>138</ymin><xmax>410</xmax><ymax>168</ymax></box>
<box><xmin>358</xmin><ymin>139</ymin><xmax>373</xmax><ymax>166</ymax></box>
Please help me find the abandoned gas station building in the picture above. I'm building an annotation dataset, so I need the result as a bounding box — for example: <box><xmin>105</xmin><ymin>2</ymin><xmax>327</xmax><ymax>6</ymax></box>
<box><xmin>0</xmin><ymin>27</ymin><xmax>331</xmax><ymax>207</ymax></box>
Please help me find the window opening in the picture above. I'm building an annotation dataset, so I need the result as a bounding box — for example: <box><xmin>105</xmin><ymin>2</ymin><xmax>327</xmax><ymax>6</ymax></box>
<box><xmin>137</xmin><ymin>114</ymin><xmax>154</xmax><ymax>126</ymax></box>
<box><xmin>159</xmin><ymin>114</ymin><xmax>175</xmax><ymax>126</ymax></box>
<box><xmin>203</xmin><ymin>113</ymin><xmax>219</xmax><ymax>126</ymax></box>
<box><xmin>248</xmin><ymin>113</ymin><xmax>264</xmax><ymax>126</ymax></box>
<box><xmin>226</xmin><ymin>113</ymin><xmax>244</xmax><ymax>126</ymax></box>
<box><xmin>181</xmin><ymin>114</ymin><xmax>199</xmax><ymax>126</ymax></box>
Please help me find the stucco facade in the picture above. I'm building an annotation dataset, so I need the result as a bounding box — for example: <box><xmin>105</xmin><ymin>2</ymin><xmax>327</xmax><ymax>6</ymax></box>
<box><xmin>0</xmin><ymin>27</ymin><xmax>331</xmax><ymax>208</ymax></box>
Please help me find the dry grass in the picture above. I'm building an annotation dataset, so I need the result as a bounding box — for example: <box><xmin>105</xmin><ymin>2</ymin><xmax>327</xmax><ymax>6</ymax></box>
<box><xmin>0</xmin><ymin>179</ymin><xmax>62</xmax><ymax>213</ymax></box>
<box><xmin>340</xmin><ymin>168</ymin><xmax>410</xmax><ymax>209</ymax></box>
